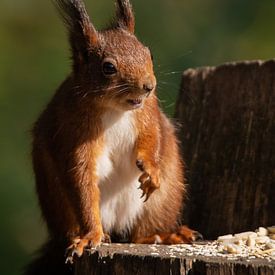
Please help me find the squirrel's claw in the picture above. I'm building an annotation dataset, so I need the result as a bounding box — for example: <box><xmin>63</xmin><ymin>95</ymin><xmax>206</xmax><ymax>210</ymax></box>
<box><xmin>65</xmin><ymin>244</ymin><xmax>81</xmax><ymax>264</ymax></box>
<box><xmin>139</xmin><ymin>184</ymin><xmax>153</xmax><ymax>202</ymax></box>
<box><xmin>140</xmin><ymin>188</ymin><xmax>149</xmax><ymax>202</ymax></box>
<box><xmin>137</xmin><ymin>158</ymin><xmax>160</xmax><ymax>202</ymax></box>
<box><xmin>176</xmin><ymin>226</ymin><xmax>204</xmax><ymax>243</ymax></box>
<box><xmin>102</xmin><ymin>233</ymin><xmax>111</xmax><ymax>243</ymax></box>
<box><xmin>142</xmin><ymin>192</ymin><xmax>150</xmax><ymax>203</ymax></box>
<box><xmin>65</xmin><ymin>236</ymin><xmax>83</xmax><ymax>263</ymax></box>
<box><xmin>138</xmin><ymin>172</ymin><xmax>157</xmax><ymax>202</ymax></box>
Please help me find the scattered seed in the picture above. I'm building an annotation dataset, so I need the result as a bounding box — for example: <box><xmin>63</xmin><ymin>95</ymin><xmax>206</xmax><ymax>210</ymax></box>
<box><xmin>265</xmin><ymin>243</ymin><xmax>275</xmax><ymax>250</ymax></box>
<box><xmin>255</xmin><ymin>236</ymin><xmax>270</xmax><ymax>244</ymax></box>
<box><xmin>256</xmin><ymin>227</ymin><xmax>268</xmax><ymax>236</ymax></box>
<box><xmin>267</xmin><ymin>226</ymin><xmax>275</xmax><ymax>234</ymax></box>
<box><xmin>225</xmin><ymin>244</ymin><xmax>241</xmax><ymax>254</ymax></box>
<box><xmin>217</xmin><ymin>234</ymin><xmax>233</xmax><ymax>242</ymax></box>
<box><xmin>246</xmin><ymin>236</ymin><xmax>256</xmax><ymax>248</ymax></box>
<box><xmin>234</xmin><ymin>231</ymin><xmax>257</xmax><ymax>240</ymax></box>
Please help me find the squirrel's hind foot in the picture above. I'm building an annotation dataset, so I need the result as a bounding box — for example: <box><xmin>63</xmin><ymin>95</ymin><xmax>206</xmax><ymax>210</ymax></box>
<box><xmin>133</xmin><ymin>225</ymin><xmax>203</xmax><ymax>245</ymax></box>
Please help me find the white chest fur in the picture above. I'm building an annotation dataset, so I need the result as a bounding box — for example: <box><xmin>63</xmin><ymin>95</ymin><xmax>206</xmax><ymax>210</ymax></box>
<box><xmin>96</xmin><ymin>111</ymin><xmax>143</xmax><ymax>235</ymax></box>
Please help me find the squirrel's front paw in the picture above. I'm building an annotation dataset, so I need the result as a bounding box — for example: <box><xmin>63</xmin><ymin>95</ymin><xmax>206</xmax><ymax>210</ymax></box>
<box><xmin>65</xmin><ymin>230</ymin><xmax>104</xmax><ymax>264</ymax></box>
<box><xmin>136</xmin><ymin>160</ymin><xmax>160</xmax><ymax>202</ymax></box>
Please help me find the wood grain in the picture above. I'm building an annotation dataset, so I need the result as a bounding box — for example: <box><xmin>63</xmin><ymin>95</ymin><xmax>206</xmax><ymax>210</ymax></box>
<box><xmin>74</xmin><ymin>243</ymin><xmax>275</xmax><ymax>275</ymax></box>
<box><xmin>175</xmin><ymin>60</ymin><xmax>275</xmax><ymax>239</ymax></box>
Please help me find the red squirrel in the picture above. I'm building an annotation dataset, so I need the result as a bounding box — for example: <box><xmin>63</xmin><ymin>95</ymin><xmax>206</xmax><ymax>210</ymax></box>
<box><xmin>26</xmin><ymin>0</ymin><xmax>201</xmax><ymax>274</ymax></box>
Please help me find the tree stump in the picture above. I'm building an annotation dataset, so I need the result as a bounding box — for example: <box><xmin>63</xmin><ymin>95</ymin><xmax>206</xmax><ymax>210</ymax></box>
<box><xmin>175</xmin><ymin>60</ymin><xmax>275</xmax><ymax>239</ymax></box>
<box><xmin>75</xmin><ymin>243</ymin><xmax>275</xmax><ymax>275</ymax></box>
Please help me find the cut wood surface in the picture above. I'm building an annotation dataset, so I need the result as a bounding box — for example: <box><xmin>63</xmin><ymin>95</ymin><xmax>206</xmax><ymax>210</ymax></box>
<box><xmin>175</xmin><ymin>59</ymin><xmax>275</xmax><ymax>239</ymax></box>
<box><xmin>75</xmin><ymin>243</ymin><xmax>275</xmax><ymax>275</ymax></box>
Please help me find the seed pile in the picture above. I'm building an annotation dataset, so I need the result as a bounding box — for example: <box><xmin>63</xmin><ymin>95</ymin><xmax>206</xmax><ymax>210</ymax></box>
<box><xmin>215</xmin><ymin>226</ymin><xmax>275</xmax><ymax>259</ymax></box>
<box><xmin>164</xmin><ymin>226</ymin><xmax>275</xmax><ymax>262</ymax></box>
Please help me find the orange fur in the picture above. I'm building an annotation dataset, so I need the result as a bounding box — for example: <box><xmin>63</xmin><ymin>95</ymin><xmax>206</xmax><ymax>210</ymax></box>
<box><xmin>27</xmin><ymin>1</ymin><xmax>200</xmax><ymax>273</ymax></box>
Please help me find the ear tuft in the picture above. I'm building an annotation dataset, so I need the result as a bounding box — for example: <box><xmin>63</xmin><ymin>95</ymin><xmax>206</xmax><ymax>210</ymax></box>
<box><xmin>53</xmin><ymin>0</ymin><xmax>98</xmax><ymax>66</ymax></box>
<box><xmin>116</xmin><ymin>0</ymin><xmax>135</xmax><ymax>33</ymax></box>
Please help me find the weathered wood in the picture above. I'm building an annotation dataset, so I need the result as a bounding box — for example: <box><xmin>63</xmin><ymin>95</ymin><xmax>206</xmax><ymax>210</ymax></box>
<box><xmin>175</xmin><ymin>60</ymin><xmax>275</xmax><ymax>239</ymax></box>
<box><xmin>75</xmin><ymin>244</ymin><xmax>275</xmax><ymax>275</ymax></box>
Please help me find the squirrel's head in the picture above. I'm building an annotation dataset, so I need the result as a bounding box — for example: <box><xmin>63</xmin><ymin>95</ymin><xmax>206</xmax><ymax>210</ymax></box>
<box><xmin>55</xmin><ymin>0</ymin><xmax>156</xmax><ymax>111</ymax></box>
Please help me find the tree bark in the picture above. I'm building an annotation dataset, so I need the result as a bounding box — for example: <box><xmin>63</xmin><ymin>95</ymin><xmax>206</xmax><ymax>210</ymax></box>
<box><xmin>175</xmin><ymin>60</ymin><xmax>275</xmax><ymax>239</ymax></box>
<box><xmin>75</xmin><ymin>244</ymin><xmax>275</xmax><ymax>275</ymax></box>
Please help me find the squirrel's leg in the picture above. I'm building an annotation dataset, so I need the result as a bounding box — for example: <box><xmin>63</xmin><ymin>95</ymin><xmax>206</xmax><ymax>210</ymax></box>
<box><xmin>136</xmin><ymin>129</ymin><xmax>160</xmax><ymax>202</ymax></box>
<box><xmin>135</xmin><ymin>111</ymin><xmax>161</xmax><ymax>202</ymax></box>
<box><xmin>64</xmin><ymin>141</ymin><xmax>104</xmax><ymax>262</ymax></box>
<box><xmin>33</xmin><ymin>145</ymin><xmax>81</xmax><ymax>240</ymax></box>
<box><xmin>133</xmin><ymin>226</ymin><xmax>203</xmax><ymax>244</ymax></box>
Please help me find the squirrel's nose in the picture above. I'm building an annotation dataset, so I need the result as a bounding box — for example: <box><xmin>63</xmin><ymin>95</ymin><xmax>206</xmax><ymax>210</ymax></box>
<box><xmin>143</xmin><ymin>83</ymin><xmax>155</xmax><ymax>93</ymax></box>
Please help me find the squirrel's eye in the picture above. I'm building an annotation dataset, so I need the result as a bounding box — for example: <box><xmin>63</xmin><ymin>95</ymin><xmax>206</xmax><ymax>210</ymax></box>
<box><xmin>102</xmin><ymin>62</ymin><xmax>117</xmax><ymax>76</ymax></box>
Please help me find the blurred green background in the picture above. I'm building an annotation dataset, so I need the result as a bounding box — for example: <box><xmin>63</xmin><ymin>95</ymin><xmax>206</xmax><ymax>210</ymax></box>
<box><xmin>1</xmin><ymin>0</ymin><xmax>275</xmax><ymax>274</ymax></box>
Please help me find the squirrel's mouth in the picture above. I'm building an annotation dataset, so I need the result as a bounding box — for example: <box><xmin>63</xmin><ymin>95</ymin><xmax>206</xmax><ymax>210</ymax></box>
<box><xmin>126</xmin><ymin>98</ymin><xmax>143</xmax><ymax>108</ymax></box>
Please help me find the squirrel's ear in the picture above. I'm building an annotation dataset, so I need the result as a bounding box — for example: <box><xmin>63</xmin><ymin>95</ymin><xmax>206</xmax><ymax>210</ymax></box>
<box><xmin>54</xmin><ymin>0</ymin><xmax>98</xmax><ymax>64</ymax></box>
<box><xmin>116</xmin><ymin>0</ymin><xmax>135</xmax><ymax>33</ymax></box>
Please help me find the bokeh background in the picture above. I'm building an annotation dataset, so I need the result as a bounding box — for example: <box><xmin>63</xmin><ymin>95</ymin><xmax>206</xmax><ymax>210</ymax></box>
<box><xmin>1</xmin><ymin>0</ymin><xmax>275</xmax><ymax>274</ymax></box>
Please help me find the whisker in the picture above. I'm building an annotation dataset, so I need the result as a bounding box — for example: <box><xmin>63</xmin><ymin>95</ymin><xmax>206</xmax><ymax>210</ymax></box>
<box><xmin>109</xmin><ymin>86</ymin><xmax>131</xmax><ymax>98</ymax></box>
<box><xmin>158</xmin><ymin>71</ymin><xmax>182</xmax><ymax>76</ymax></box>
<box><xmin>154</xmin><ymin>50</ymin><xmax>193</xmax><ymax>70</ymax></box>
<box><xmin>165</xmin><ymin>102</ymin><xmax>175</xmax><ymax>108</ymax></box>
<box><xmin>76</xmin><ymin>83</ymin><xmax>131</xmax><ymax>98</ymax></box>
<box><xmin>158</xmin><ymin>81</ymin><xmax>180</xmax><ymax>90</ymax></box>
